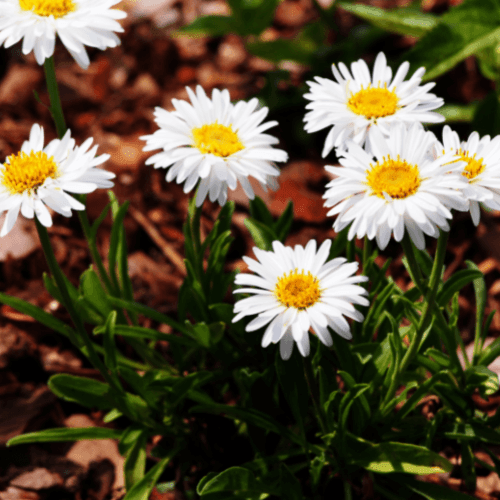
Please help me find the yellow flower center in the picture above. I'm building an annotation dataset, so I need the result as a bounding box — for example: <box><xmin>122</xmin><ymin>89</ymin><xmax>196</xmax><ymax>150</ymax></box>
<box><xmin>274</xmin><ymin>269</ymin><xmax>321</xmax><ymax>310</ymax></box>
<box><xmin>192</xmin><ymin>123</ymin><xmax>244</xmax><ymax>158</ymax></box>
<box><xmin>19</xmin><ymin>0</ymin><xmax>76</xmax><ymax>18</ymax></box>
<box><xmin>366</xmin><ymin>156</ymin><xmax>421</xmax><ymax>199</ymax></box>
<box><xmin>1</xmin><ymin>151</ymin><xmax>59</xmax><ymax>195</ymax></box>
<box><xmin>458</xmin><ymin>151</ymin><xmax>485</xmax><ymax>180</ymax></box>
<box><xmin>347</xmin><ymin>85</ymin><xmax>399</xmax><ymax>120</ymax></box>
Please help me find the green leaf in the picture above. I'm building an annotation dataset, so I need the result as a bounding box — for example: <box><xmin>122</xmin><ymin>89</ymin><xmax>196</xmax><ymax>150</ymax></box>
<box><xmin>338</xmin><ymin>2</ymin><xmax>438</xmax><ymax>38</ymax></box>
<box><xmin>79</xmin><ymin>268</ymin><xmax>113</xmax><ymax>320</ymax></box>
<box><xmin>103</xmin><ymin>311</ymin><xmax>118</xmax><ymax>375</ymax></box>
<box><xmin>123</xmin><ymin>451</ymin><xmax>177</xmax><ymax>500</ymax></box>
<box><xmin>247</xmin><ymin>39</ymin><xmax>316</xmax><ymax>65</ymax></box>
<box><xmin>7</xmin><ymin>427</ymin><xmax>122</xmax><ymax>446</ymax></box>
<box><xmin>48</xmin><ymin>374</ymin><xmax>113</xmax><ymax>410</ymax></box>
<box><xmin>107</xmin><ymin>296</ymin><xmax>193</xmax><ymax>337</ymax></box>
<box><xmin>189</xmin><ymin>404</ymin><xmax>302</xmax><ymax>446</ymax></box>
<box><xmin>437</xmin><ymin>268</ymin><xmax>484</xmax><ymax>307</ymax></box>
<box><xmin>274</xmin><ymin>201</ymin><xmax>293</xmax><ymax>242</ymax></box>
<box><xmin>424</xmin><ymin>348</ymin><xmax>450</xmax><ymax>368</ymax></box>
<box><xmin>96</xmin><ymin>324</ymin><xmax>193</xmax><ymax>347</ymax></box>
<box><xmin>228</xmin><ymin>0</ymin><xmax>281</xmax><ymax>36</ymax></box>
<box><xmin>120</xmin><ymin>427</ymin><xmax>148</xmax><ymax>491</ymax></box>
<box><xmin>108</xmin><ymin>195</ymin><xmax>130</xmax><ymax>290</ymax></box>
<box><xmin>0</xmin><ymin>292</ymin><xmax>76</xmax><ymax>341</ymax></box>
<box><xmin>472</xmin><ymin>91</ymin><xmax>500</xmax><ymax>137</ymax></box>
<box><xmin>393</xmin><ymin>372</ymin><xmax>450</xmax><ymax>423</ymax></box>
<box><xmin>466</xmin><ymin>260</ymin><xmax>488</xmax><ymax>365</ymax></box>
<box><xmin>177</xmin><ymin>15</ymin><xmax>236</xmax><ymax>36</ymax></box>
<box><xmin>465</xmin><ymin>365</ymin><xmax>499</xmax><ymax>397</ymax></box>
<box><xmin>352</xmin><ymin>440</ymin><xmax>452</xmax><ymax>475</ymax></box>
<box><xmin>249</xmin><ymin>196</ymin><xmax>274</xmax><ymax>227</ymax></box>
<box><xmin>440</xmin><ymin>103</ymin><xmax>478</xmax><ymax>123</ymax></box>
<box><xmin>244</xmin><ymin>218</ymin><xmax>275</xmax><ymax>251</ymax></box>
<box><xmin>279</xmin><ymin>464</ymin><xmax>302</xmax><ymax>500</ymax></box>
<box><xmin>406</xmin><ymin>0</ymin><xmax>500</xmax><ymax>81</ymax></box>
<box><xmin>478</xmin><ymin>335</ymin><xmax>500</xmax><ymax>367</ymax></box>
<box><xmin>197</xmin><ymin>467</ymin><xmax>275</xmax><ymax>496</ymax></box>
<box><xmin>275</xmin><ymin>351</ymin><xmax>309</xmax><ymax>434</ymax></box>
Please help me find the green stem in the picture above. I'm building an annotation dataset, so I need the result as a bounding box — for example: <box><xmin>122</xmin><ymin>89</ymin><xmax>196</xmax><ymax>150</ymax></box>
<box><xmin>44</xmin><ymin>59</ymin><xmax>116</xmax><ymax>296</ymax></box>
<box><xmin>343</xmin><ymin>479</ymin><xmax>353</xmax><ymax>500</ymax></box>
<box><xmin>35</xmin><ymin>218</ymin><xmax>123</xmax><ymax>395</ymax></box>
<box><xmin>400</xmin><ymin>234</ymin><xmax>426</xmax><ymax>295</ymax></box>
<box><xmin>400</xmin><ymin>232</ymin><xmax>464</xmax><ymax>378</ymax></box>
<box><xmin>75</xmin><ymin>194</ymin><xmax>117</xmax><ymax>295</ymax></box>
<box><xmin>303</xmin><ymin>357</ymin><xmax>328</xmax><ymax>436</ymax></box>
<box><xmin>399</xmin><ymin>230</ymin><xmax>449</xmax><ymax>374</ymax></box>
<box><xmin>43</xmin><ymin>56</ymin><xmax>67</xmax><ymax>138</ymax></box>
<box><xmin>362</xmin><ymin>236</ymin><xmax>371</xmax><ymax>272</ymax></box>
<box><xmin>346</xmin><ymin>238</ymin><xmax>355</xmax><ymax>263</ymax></box>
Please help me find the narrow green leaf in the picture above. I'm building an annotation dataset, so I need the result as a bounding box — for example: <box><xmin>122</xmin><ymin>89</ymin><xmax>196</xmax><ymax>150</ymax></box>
<box><xmin>80</xmin><ymin>267</ymin><xmax>113</xmax><ymax>319</ymax></box>
<box><xmin>352</xmin><ymin>441</ymin><xmax>452</xmax><ymax>475</ymax></box>
<box><xmin>103</xmin><ymin>310</ymin><xmax>118</xmax><ymax>374</ymax></box>
<box><xmin>339</xmin><ymin>2</ymin><xmax>438</xmax><ymax>37</ymax></box>
<box><xmin>48</xmin><ymin>374</ymin><xmax>113</xmax><ymax>410</ymax></box>
<box><xmin>244</xmin><ymin>218</ymin><xmax>275</xmax><ymax>251</ymax></box>
<box><xmin>275</xmin><ymin>351</ymin><xmax>309</xmax><ymax>433</ymax></box>
<box><xmin>177</xmin><ymin>15</ymin><xmax>235</xmax><ymax>36</ymax></box>
<box><xmin>120</xmin><ymin>427</ymin><xmax>148</xmax><ymax>491</ymax></box>
<box><xmin>189</xmin><ymin>403</ymin><xmax>302</xmax><ymax>446</ymax></box>
<box><xmin>406</xmin><ymin>0</ymin><xmax>500</xmax><ymax>81</ymax></box>
<box><xmin>437</xmin><ymin>269</ymin><xmax>483</xmax><ymax>307</ymax></box>
<box><xmin>96</xmin><ymin>324</ymin><xmax>193</xmax><ymax>347</ymax></box>
<box><xmin>7</xmin><ymin>427</ymin><xmax>122</xmax><ymax>446</ymax></box>
<box><xmin>107</xmin><ymin>296</ymin><xmax>193</xmax><ymax>337</ymax></box>
<box><xmin>197</xmin><ymin>466</ymin><xmax>276</xmax><ymax>496</ymax></box>
<box><xmin>123</xmin><ymin>452</ymin><xmax>176</xmax><ymax>500</ymax></box>
<box><xmin>465</xmin><ymin>365</ymin><xmax>499</xmax><ymax>397</ymax></box>
<box><xmin>0</xmin><ymin>292</ymin><xmax>76</xmax><ymax>340</ymax></box>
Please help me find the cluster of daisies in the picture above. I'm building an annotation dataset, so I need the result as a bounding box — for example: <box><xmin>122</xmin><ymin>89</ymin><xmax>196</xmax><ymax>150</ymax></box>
<box><xmin>2</xmin><ymin>2</ymin><xmax>499</xmax><ymax>359</ymax></box>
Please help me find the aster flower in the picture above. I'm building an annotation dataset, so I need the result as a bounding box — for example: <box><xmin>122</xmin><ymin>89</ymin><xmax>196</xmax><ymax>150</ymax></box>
<box><xmin>304</xmin><ymin>52</ymin><xmax>445</xmax><ymax>157</ymax></box>
<box><xmin>141</xmin><ymin>85</ymin><xmax>288</xmax><ymax>207</ymax></box>
<box><xmin>233</xmin><ymin>240</ymin><xmax>368</xmax><ymax>360</ymax></box>
<box><xmin>0</xmin><ymin>123</ymin><xmax>115</xmax><ymax>236</ymax></box>
<box><xmin>432</xmin><ymin>125</ymin><xmax>500</xmax><ymax>225</ymax></box>
<box><xmin>0</xmin><ymin>0</ymin><xmax>126</xmax><ymax>69</ymax></box>
<box><xmin>323</xmin><ymin>123</ymin><xmax>468</xmax><ymax>251</ymax></box>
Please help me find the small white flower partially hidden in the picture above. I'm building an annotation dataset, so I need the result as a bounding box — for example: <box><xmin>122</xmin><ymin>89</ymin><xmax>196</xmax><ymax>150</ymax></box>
<box><xmin>304</xmin><ymin>52</ymin><xmax>445</xmax><ymax>157</ymax></box>
<box><xmin>323</xmin><ymin>123</ymin><xmax>469</xmax><ymax>251</ymax></box>
<box><xmin>432</xmin><ymin>125</ymin><xmax>500</xmax><ymax>226</ymax></box>
<box><xmin>233</xmin><ymin>240</ymin><xmax>368</xmax><ymax>360</ymax></box>
<box><xmin>0</xmin><ymin>123</ymin><xmax>115</xmax><ymax>236</ymax></box>
<box><xmin>141</xmin><ymin>85</ymin><xmax>288</xmax><ymax>207</ymax></box>
<box><xmin>0</xmin><ymin>0</ymin><xmax>126</xmax><ymax>69</ymax></box>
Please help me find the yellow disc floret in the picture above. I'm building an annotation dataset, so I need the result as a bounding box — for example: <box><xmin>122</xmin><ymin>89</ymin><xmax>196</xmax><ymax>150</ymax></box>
<box><xmin>347</xmin><ymin>85</ymin><xmax>399</xmax><ymax>120</ymax></box>
<box><xmin>458</xmin><ymin>151</ymin><xmax>485</xmax><ymax>180</ymax></box>
<box><xmin>1</xmin><ymin>151</ymin><xmax>59</xmax><ymax>195</ymax></box>
<box><xmin>274</xmin><ymin>269</ymin><xmax>321</xmax><ymax>310</ymax></box>
<box><xmin>19</xmin><ymin>0</ymin><xmax>76</xmax><ymax>18</ymax></box>
<box><xmin>367</xmin><ymin>156</ymin><xmax>421</xmax><ymax>199</ymax></box>
<box><xmin>192</xmin><ymin>123</ymin><xmax>244</xmax><ymax>158</ymax></box>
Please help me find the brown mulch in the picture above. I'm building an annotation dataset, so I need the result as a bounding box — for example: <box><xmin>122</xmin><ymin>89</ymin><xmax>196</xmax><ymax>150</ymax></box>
<box><xmin>1</xmin><ymin>0</ymin><xmax>500</xmax><ymax>499</ymax></box>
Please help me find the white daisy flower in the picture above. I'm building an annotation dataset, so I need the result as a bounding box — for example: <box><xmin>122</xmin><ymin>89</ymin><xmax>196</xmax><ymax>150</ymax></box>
<box><xmin>141</xmin><ymin>85</ymin><xmax>288</xmax><ymax>207</ymax></box>
<box><xmin>323</xmin><ymin>123</ymin><xmax>468</xmax><ymax>251</ymax></box>
<box><xmin>0</xmin><ymin>123</ymin><xmax>115</xmax><ymax>236</ymax></box>
<box><xmin>432</xmin><ymin>125</ymin><xmax>500</xmax><ymax>225</ymax></box>
<box><xmin>304</xmin><ymin>52</ymin><xmax>445</xmax><ymax>157</ymax></box>
<box><xmin>233</xmin><ymin>239</ymin><xmax>368</xmax><ymax>360</ymax></box>
<box><xmin>0</xmin><ymin>0</ymin><xmax>126</xmax><ymax>69</ymax></box>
